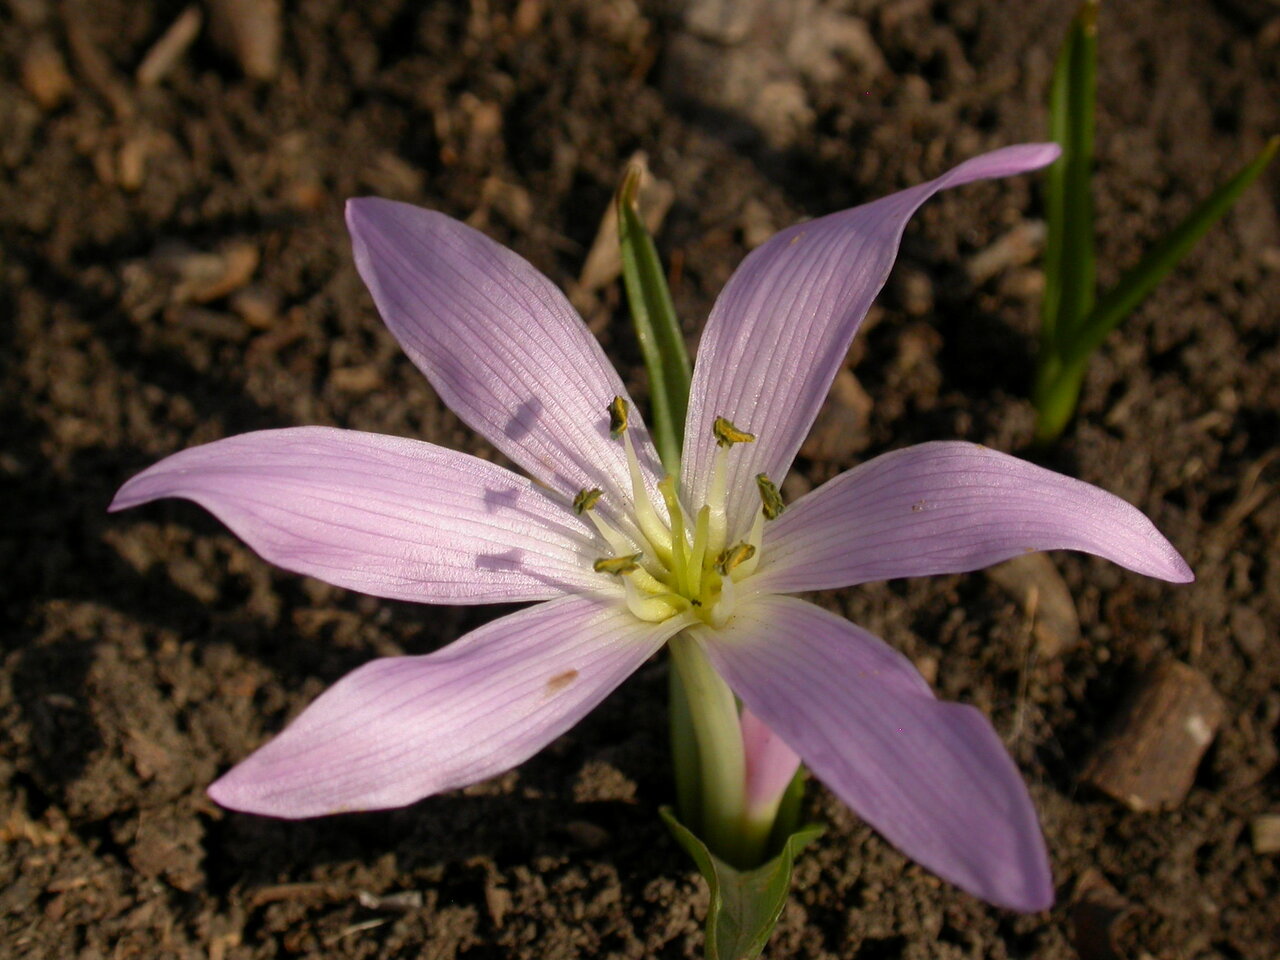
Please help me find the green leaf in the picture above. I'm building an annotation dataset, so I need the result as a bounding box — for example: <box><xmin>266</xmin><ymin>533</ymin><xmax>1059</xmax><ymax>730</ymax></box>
<box><xmin>1034</xmin><ymin>136</ymin><xmax>1278</xmax><ymax>444</ymax></box>
<box><xmin>661</xmin><ymin>807</ymin><xmax>823</xmax><ymax>960</ymax></box>
<box><xmin>1066</xmin><ymin>135</ymin><xmax>1280</xmax><ymax>369</ymax></box>
<box><xmin>1042</xmin><ymin>0</ymin><xmax>1098</xmax><ymax>353</ymax></box>
<box><xmin>617</xmin><ymin>161</ymin><xmax>692</xmax><ymax>476</ymax></box>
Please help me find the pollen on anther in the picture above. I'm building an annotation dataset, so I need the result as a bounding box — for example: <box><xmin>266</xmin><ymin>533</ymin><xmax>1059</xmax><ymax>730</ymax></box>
<box><xmin>755</xmin><ymin>473</ymin><xmax>785</xmax><ymax>520</ymax></box>
<box><xmin>715</xmin><ymin>542</ymin><xmax>756</xmax><ymax>574</ymax></box>
<box><xmin>712</xmin><ymin>416</ymin><xmax>756</xmax><ymax>448</ymax></box>
<box><xmin>607</xmin><ymin>396</ymin><xmax>629</xmax><ymax>438</ymax></box>
<box><xmin>573</xmin><ymin>488</ymin><xmax>603</xmax><ymax>514</ymax></box>
<box><xmin>594</xmin><ymin>553</ymin><xmax>642</xmax><ymax>575</ymax></box>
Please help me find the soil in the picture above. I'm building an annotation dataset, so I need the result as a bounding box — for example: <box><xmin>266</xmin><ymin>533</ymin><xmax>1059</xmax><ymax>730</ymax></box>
<box><xmin>2</xmin><ymin>0</ymin><xmax>1278</xmax><ymax>957</ymax></box>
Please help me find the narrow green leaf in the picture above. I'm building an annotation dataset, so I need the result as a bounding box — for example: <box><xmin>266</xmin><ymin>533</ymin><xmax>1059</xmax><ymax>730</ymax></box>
<box><xmin>661</xmin><ymin>807</ymin><xmax>823</xmax><ymax>960</ymax></box>
<box><xmin>1065</xmin><ymin>135</ymin><xmax>1280</xmax><ymax>368</ymax></box>
<box><xmin>1035</xmin><ymin>136</ymin><xmax>1278</xmax><ymax>444</ymax></box>
<box><xmin>617</xmin><ymin>162</ymin><xmax>692</xmax><ymax>476</ymax></box>
<box><xmin>1042</xmin><ymin>0</ymin><xmax>1098</xmax><ymax>355</ymax></box>
<box><xmin>1032</xmin><ymin>354</ymin><xmax>1088</xmax><ymax>445</ymax></box>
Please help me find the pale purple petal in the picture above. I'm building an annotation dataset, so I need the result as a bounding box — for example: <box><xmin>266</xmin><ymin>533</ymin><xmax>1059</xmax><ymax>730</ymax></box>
<box><xmin>681</xmin><ymin>144</ymin><xmax>1060</xmax><ymax>537</ymax></box>
<box><xmin>754</xmin><ymin>441</ymin><xmax>1193</xmax><ymax>594</ymax></box>
<box><xmin>209</xmin><ymin>594</ymin><xmax>686</xmax><ymax>817</ymax></box>
<box><xmin>739</xmin><ymin>706</ymin><xmax>801</xmax><ymax>822</ymax></box>
<box><xmin>695</xmin><ymin>595</ymin><xmax>1053</xmax><ymax>912</ymax></box>
<box><xmin>347</xmin><ymin>198</ymin><xmax>663</xmax><ymax>506</ymax></box>
<box><xmin>111</xmin><ymin>427</ymin><xmax>609</xmax><ymax>604</ymax></box>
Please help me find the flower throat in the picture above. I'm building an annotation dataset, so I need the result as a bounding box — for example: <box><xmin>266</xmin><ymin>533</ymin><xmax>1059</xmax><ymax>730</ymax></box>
<box><xmin>577</xmin><ymin>398</ymin><xmax>781</xmax><ymax>627</ymax></box>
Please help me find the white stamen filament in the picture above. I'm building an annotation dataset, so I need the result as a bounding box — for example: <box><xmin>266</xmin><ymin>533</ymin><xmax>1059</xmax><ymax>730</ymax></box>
<box><xmin>706</xmin><ymin>444</ymin><xmax>730</xmax><ymax>556</ymax></box>
<box><xmin>734</xmin><ymin>508</ymin><xmax>766</xmax><ymax>580</ymax></box>
<box><xmin>624</xmin><ymin>431</ymin><xmax>673</xmax><ymax>559</ymax></box>
<box><xmin>583</xmin><ymin>408</ymin><xmax>780</xmax><ymax>627</ymax></box>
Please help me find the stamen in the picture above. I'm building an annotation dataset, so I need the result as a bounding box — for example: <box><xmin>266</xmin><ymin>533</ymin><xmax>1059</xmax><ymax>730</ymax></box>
<box><xmin>735</xmin><ymin>509</ymin><xmax>765</xmax><ymax>579</ymax></box>
<box><xmin>706</xmin><ymin>444</ymin><xmax>729</xmax><ymax>555</ymax></box>
<box><xmin>712</xmin><ymin>416</ymin><xmax>756</xmax><ymax>448</ymax></box>
<box><xmin>608</xmin><ymin>396</ymin><xmax>629</xmax><ymax>438</ymax></box>
<box><xmin>594</xmin><ymin>553</ymin><xmax>642</xmax><ymax>575</ymax></box>
<box><xmin>583</xmin><ymin>403</ymin><xmax>772</xmax><ymax>624</ymax></box>
<box><xmin>586</xmin><ymin>509</ymin><xmax>634</xmax><ymax>557</ymax></box>
<box><xmin>624</xmin><ymin>431</ymin><xmax>673</xmax><ymax>558</ymax></box>
<box><xmin>755</xmin><ymin>473</ymin><xmax>785</xmax><ymax>520</ymax></box>
<box><xmin>573</xmin><ymin>488</ymin><xmax>603</xmax><ymax>514</ymax></box>
<box><xmin>715</xmin><ymin>542</ymin><xmax>756</xmax><ymax>576</ymax></box>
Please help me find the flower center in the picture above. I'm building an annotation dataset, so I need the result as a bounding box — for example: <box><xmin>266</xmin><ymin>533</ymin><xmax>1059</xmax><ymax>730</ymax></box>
<box><xmin>579</xmin><ymin>400</ymin><xmax>780</xmax><ymax>627</ymax></box>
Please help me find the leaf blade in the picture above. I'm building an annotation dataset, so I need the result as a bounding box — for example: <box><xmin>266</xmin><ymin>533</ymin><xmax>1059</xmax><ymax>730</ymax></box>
<box><xmin>617</xmin><ymin>161</ymin><xmax>692</xmax><ymax>475</ymax></box>
<box><xmin>661</xmin><ymin>807</ymin><xmax>823</xmax><ymax>960</ymax></box>
<box><xmin>1042</xmin><ymin>0</ymin><xmax>1099</xmax><ymax>354</ymax></box>
<box><xmin>1066</xmin><ymin>135</ymin><xmax>1280</xmax><ymax>367</ymax></box>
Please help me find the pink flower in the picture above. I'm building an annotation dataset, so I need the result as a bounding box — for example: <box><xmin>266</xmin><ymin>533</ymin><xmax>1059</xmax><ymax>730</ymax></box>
<box><xmin>111</xmin><ymin>144</ymin><xmax>1190</xmax><ymax>911</ymax></box>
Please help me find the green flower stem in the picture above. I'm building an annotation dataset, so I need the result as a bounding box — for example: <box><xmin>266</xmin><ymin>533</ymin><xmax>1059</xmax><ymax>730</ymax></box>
<box><xmin>668</xmin><ymin>654</ymin><xmax>702</xmax><ymax>828</ymax></box>
<box><xmin>739</xmin><ymin>797</ymin><xmax>783</xmax><ymax>870</ymax></box>
<box><xmin>667</xmin><ymin>634</ymin><xmax>748</xmax><ymax>865</ymax></box>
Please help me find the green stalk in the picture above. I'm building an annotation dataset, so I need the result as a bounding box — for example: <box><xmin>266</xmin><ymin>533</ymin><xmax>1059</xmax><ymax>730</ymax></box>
<box><xmin>669</xmin><ymin>659</ymin><xmax>702</xmax><ymax>827</ymax></box>
<box><xmin>667</xmin><ymin>634</ymin><xmax>747</xmax><ymax>865</ymax></box>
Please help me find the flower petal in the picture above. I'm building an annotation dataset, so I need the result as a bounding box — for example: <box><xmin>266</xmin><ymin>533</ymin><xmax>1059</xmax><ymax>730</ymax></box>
<box><xmin>739</xmin><ymin>706</ymin><xmax>802</xmax><ymax>823</ymax></box>
<box><xmin>681</xmin><ymin>144</ymin><xmax>1061</xmax><ymax>536</ymax></box>
<box><xmin>346</xmin><ymin>198</ymin><xmax>662</xmax><ymax>505</ymax></box>
<box><xmin>110</xmin><ymin>427</ymin><xmax>609</xmax><ymax>604</ymax></box>
<box><xmin>754</xmin><ymin>441</ymin><xmax>1194</xmax><ymax>594</ymax></box>
<box><xmin>209</xmin><ymin>594</ymin><xmax>686</xmax><ymax>817</ymax></box>
<box><xmin>696</xmin><ymin>595</ymin><xmax>1053</xmax><ymax>912</ymax></box>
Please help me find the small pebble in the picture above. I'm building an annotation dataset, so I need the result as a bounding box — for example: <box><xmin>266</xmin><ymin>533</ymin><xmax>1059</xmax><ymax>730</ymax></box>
<box><xmin>965</xmin><ymin>220</ymin><xmax>1047</xmax><ymax>285</ymax></box>
<box><xmin>330</xmin><ymin>365</ymin><xmax>383</xmax><ymax>394</ymax></box>
<box><xmin>1251</xmin><ymin>814</ymin><xmax>1280</xmax><ymax>855</ymax></box>
<box><xmin>21</xmin><ymin>34</ymin><xmax>73</xmax><ymax>110</ymax></box>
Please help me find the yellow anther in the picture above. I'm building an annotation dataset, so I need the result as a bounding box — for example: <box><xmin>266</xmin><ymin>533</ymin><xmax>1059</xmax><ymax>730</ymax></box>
<box><xmin>755</xmin><ymin>473</ymin><xmax>785</xmax><ymax>520</ymax></box>
<box><xmin>712</xmin><ymin>416</ymin><xmax>756</xmax><ymax>448</ymax></box>
<box><xmin>572</xmin><ymin>488</ymin><xmax>603</xmax><ymax>514</ymax></box>
<box><xmin>608</xmin><ymin>396</ymin><xmax>629</xmax><ymax>438</ymax></box>
<box><xmin>594</xmin><ymin>553</ymin><xmax>642</xmax><ymax>575</ymax></box>
<box><xmin>715</xmin><ymin>542</ymin><xmax>756</xmax><ymax>575</ymax></box>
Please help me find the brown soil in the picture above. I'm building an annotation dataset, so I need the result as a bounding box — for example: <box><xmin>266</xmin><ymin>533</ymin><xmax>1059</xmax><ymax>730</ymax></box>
<box><xmin>3</xmin><ymin>1</ymin><xmax>1277</xmax><ymax>957</ymax></box>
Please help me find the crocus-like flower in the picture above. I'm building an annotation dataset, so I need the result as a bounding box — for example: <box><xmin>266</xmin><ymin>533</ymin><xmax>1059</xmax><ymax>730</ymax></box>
<box><xmin>111</xmin><ymin>144</ymin><xmax>1191</xmax><ymax>912</ymax></box>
